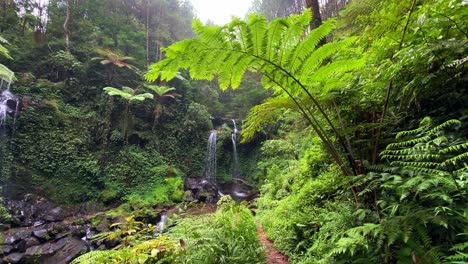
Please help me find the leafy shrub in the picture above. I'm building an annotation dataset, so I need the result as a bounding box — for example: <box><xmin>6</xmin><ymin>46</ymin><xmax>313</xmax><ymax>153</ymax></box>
<box><xmin>169</xmin><ymin>196</ymin><xmax>266</xmax><ymax>263</ymax></box>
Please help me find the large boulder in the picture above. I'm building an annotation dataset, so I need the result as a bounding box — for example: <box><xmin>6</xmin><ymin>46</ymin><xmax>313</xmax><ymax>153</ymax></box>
<box><xmin>184</xmin><ymin>177</ymin><xmax>219</xmax><ymax>202</ymax></box>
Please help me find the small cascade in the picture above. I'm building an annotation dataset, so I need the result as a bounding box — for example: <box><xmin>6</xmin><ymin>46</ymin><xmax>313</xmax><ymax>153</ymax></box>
<box><xmin>204</xmin><ymin>131</ymin><xmax>218</xmax><ymax>185</ymax></box>
<box><xmin>0</xmin><ymin>73</ymin><xmax>18</xmax><ymax>199</ymax></box>
<box><xmin>231</xmin><ymin>119</ymin><xmax>240</xmax><ymax>180</ymax></box>
<box><xmin>157</xmin><ymin>214</ymin><xmax>168</xmax><ymax>233</ymax></box>
<box><xmin>81</xmin><ymin>225</ymin><xmax>95</xmax><ymax>251</ymax></box>
<box><xmin>0</xmin><ymin>89</ymin><xmax>19</xmax><ymax>127</ymax></box>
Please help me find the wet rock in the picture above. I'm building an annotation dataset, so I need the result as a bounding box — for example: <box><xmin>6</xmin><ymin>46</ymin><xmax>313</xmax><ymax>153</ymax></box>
<box><xmin>24</xmin><ymin>237</ymin><xmax>40</xmax><ymax>248</ymax></box>
<box><xmin>33</xmin><ymin>229</ymin><xmax>50</xmax><ymax>240</ymax></box>
<box><xmin>0</xmin><ymin>245</ymin><xmax>13</xmax><ymax>254</ymax></box>
<box><xmin>55</xmin><ymin>231</ymin><xmax>71</xmax><ymax>240</ymax></box>
<box><xmin>33</xmin><ymin>220</ymin><xmax>45</xmax><ymax>227</ymax></box>
<box><xmin>24</xmin><ymin>242</ymin><xmax>55</xmax><ymax>257</ymax></box>
<box><xmin>104</xmin><ymin>237</ymin><xmax>120</xmax><ymax>249</ymax></box>
<box><xmin>43</xmin><ymin>237</ymin><xmax>88</xmax><ymax>264</ymax></box>
<box><xmin>95</xmin><ymin>218</ymin><xmax>110</xmax><ymax>233</ymax></box>
<box><xmin>3</xmin><ymin>253</ymin><xmax>23</xmax><ymax>263</ymax></box>
<box><xmin>3</xmin><ymin>227</ymin><xmax>32</xmax><ymax>245</ymax></box>
<box><xmin>184</xmin><ymin>177</ymin><xmax>219</xmax><ymax>202</ymax></box>
<box><xmin>43</xmin><ymin>207</ymin><xmax>66</xmax><ymax>222</ymax></box>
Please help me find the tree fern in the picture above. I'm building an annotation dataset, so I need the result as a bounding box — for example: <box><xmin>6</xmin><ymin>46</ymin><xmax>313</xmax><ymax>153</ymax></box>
<box><xmin>146</xmin><ymin>10</ymin><xmax>364</xmax><ymax>179</ymax></box>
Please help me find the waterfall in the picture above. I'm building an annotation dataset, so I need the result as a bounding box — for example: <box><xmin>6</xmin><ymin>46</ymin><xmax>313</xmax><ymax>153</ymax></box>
<box><xmin>231</xmin><ymin>119</ymin><xmax>240</xmax><ymax>180</ymax></box>
<box><xmin>0</xmin><ymin>89</ymin><xmax>18</xmax><ymax>127</ymax></box>
<box><xmin>0</xmin><ymin>68</ymin><xmax>16</xmax><ymax>199</ymax></box>
<box><xmin>0</xmin><ymin>66</ymin><xmax>17</xmax><ymax>126</ymax></box>
<box><xmin>157</xmin><ymin>214</ymin><xmax>168</xmax><ymax>233</ymax></box>
<box><xmin>204</xmin><ymin>131</ymin><xmax>217</xmax><ymax>185</ymax></box>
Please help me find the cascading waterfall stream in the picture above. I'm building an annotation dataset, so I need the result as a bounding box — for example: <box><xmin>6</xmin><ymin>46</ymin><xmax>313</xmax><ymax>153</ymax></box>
<box><xmin>204</xmin><ymin>131</ymin><xmax>217</xmax><ymax>186</ymax></box>
<box><xmin>0</xmin><ymin>69</ymin><xmax>18</xmax><ymax>199</ymax></box>
<box><xmin>0</xmin><ymin>89</ymin><xmax>18</xmax><ymax>127</ymax></box>
<box><xmin>231</xmin><ymin>119</ymin><xmax>240</xmax><ymax>180</ymax></box>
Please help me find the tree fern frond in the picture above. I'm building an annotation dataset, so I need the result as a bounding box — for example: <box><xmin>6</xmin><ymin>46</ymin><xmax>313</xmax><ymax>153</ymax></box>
<box><xmin>241</xmin><ymin>96</ymin><xmax>298</xmax><ymax>142</ymax></box>
<box><xmin>266</xmin><ymin>18</ymin><xmax>289</xmax><ymax>62</ymax></box>
<box><xmin>290</xmin><ymin>18</ymin><xmax>336</xmax><ymax>72</ymax></box>
<box><xmin>278</xmin><ymin>11</ymin><xmax>311</xmax><ymax>67</ymax></box>
<box><xmin>441</xmin><ymin>152</ymin><xmax>468</xmax><ymax>167</ymax></box>
<box><xmin>392</xmin><ymin>165</ymin><xmax>446</xmax><ymax>176</ymax></box>
<box><xmin>380</xmin><ymin>145</ymin><xmax>437</xmax><ymax>156</ymax></box>
<box><xmin>304</xmin><ymin>58</ymin><xmax>366</xmax><ymax>90</ymax></box>
<box><xmin>382</xmin><ymin>153</ymin><xmax>441</xmax><ymax>161</ymax></box>
<box><xmin>440</xmin><ymin>143</ymin><xmax>468</xmax><ymax>154</ymax></box>
<box><xmin>298</xmin><ymin>37</ymin><xmax>357</xmax><ymax>77</ymax></box>
<box><xmin>246</xmin><ymin>13</ymin><xmax>268</xmax><ymax>57</ymax></box>
<box><xmin>390</xmin><ymin>161</ymin><xmax>441</xmax><ymax>169</ymax></box>
<box><xmin>426</xmin><ymin>119</ymin><xmax>461</xmax><ymax>136</ymax></box>
<box><xmin>386</xmin><ymin>136</ymin><xmax>432</xmax><ymax>149</ymax></box>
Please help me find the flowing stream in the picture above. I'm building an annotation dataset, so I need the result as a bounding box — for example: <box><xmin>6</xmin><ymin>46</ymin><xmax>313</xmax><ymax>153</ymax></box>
<box><xmin>0</xmin><ymin>73</ymin><xmax>18</xmax><ymax>199</ymax></box>
<box><xmin>231</xmin><ymin>120</ymin><xmax>240</xmax><ymax>180</ymax></box>
<box><xmin>204</xmin><ymin>131</ymin><xmax>217</xmax><ymax>185</ymax></box>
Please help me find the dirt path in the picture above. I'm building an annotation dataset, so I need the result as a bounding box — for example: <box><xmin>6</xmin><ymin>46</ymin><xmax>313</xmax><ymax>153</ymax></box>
<box><xmin>257</xmin><ymin>222</ymin><xmax>290</xmax><ymax>264</ymax></box>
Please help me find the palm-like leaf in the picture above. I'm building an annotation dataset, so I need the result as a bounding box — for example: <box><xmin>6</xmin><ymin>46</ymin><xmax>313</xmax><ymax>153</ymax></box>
<box><xmin>143</xmin><ymin>84</ymin><xmax>176</xmax><ymax>97</ymax></box>
<box><xmin>103</xmin><ymin>86</ymin><xmax>153</xmax><ymax>101</ymax></box>
<box><xmin>92</xmin><ymin>48</ymin><xmax>138</xmax><ymax>71</ymax></box>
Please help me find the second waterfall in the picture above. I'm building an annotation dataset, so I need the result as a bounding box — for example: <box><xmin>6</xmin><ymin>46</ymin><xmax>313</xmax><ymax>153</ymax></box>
<box><xmin>231</xmin><ymin>119</ymin><xmax>240</xmax><ymax>180</ymax></box>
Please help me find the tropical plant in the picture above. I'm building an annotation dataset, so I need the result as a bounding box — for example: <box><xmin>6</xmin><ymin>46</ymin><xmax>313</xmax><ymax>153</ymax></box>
<box><xmin>0</xmin><ymin>35</ymin><xmax>14</xmax><ymax>85</ymax></box>
<box><xmin>143</xmin><ymin>84</ymin><xmax>180</xmax><ymax>126</ymax></box>
<box><xmin>169</xmin><ymin>195</ymin><xmax>266</xmax><ymax>263</ymax></box>
<box><xmin>146</xmin><ymin>10</ymin><xmax>364</xmax><ymax>182</ymax></box>
<box><xmin>71</xmin><ymin>235</ymin><xmax>183</xmax><ymax>264</ymax></box>
<box><xmin>93</xmin><ymin>48</ymin><xmax>140</xmax><ymax>85</ymax></box>
<box><xmin>330</xmin><ymin>118</ymin><xmax>468</xmax><ymax>263</ymax></box>
<box><xmin>103</xmin><ymin>86</ymin><xmax>153</xmax><ymax>143</ymax></box>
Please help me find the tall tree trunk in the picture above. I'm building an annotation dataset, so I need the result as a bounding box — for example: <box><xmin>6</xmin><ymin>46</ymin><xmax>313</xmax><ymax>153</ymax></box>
<box><xmin>304</xmin><ymin>0</ymin><xmax>322</xmax><ymax>29</ymax></box>
<box><xmin>145</xmin><ymin>0</ymin><xmax>150</xmax><ymax>68</ymax></box>
<box><xmin>63</xmin><ymin>0</ymin><xmax>70</xmax><ymax>51</ymax></box>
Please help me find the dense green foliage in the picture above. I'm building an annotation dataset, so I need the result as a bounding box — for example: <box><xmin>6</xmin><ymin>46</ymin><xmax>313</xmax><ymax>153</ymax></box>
<box><xmin>168</xmin><ymin>196</ymin><xmax>265</xmax><ymax>263</ymax></box>
<box><xmin>0</xmin><ymin>0</ymin><xmax>466</xmax><ymax>263</ymax></box>
<box><xmin>73</xmin><ymin>197</ymin><xmax>265</xmax><ymax>264</ymax></box>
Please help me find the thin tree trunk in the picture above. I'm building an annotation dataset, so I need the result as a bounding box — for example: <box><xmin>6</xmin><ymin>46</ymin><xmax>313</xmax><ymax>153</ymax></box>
<box><xmin>145</xmin><ymin>0</ymin><xmax>150</xmax><ymax>68</ymax></box>
<box><xmin>304</xmin><ymin>0</ymin><xmax>322</xmax><ymax>29</ymax></box>
<box><xmin>372</xmin><ymin>0</ymin><xmax>417</xmax><ymax>164</ymax></box>
<box><xmin>63</xmin><ymin>0</ymin><xmax>70</xmax><ymax>51</ymax></box>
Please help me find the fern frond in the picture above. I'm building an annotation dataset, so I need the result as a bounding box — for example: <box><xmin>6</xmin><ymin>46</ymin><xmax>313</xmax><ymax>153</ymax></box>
<box><xmin>386</xmin><ymin>136</ymin><xmax>432</xmax><ymax>149</ymax></box>
<box><xmin>71</xmin><ymin>250</ymin><xmax>117</xmax><ymax>264</ymax></box>
<box><xmin>290</xmin><ymin>18</ymin><xmax>336</xmax><ymax>72</ymax></box>
<box><xmin>381</xmin><ymin>145</ymin><xmax>437</xmax><ymax>156</ymax></box>
<box><xmin>393</xmin><ymin>165</ymin><xmax>446</xmax><ymax>176</ymax></box>
<box><xmin>246</xmin><ymin>13</ymin><xmax>268</xmax><ymax>57</ymax></box>
<box><xmin>382</xmin><ymin>154</ymin><xmax>440</xmax><ymax>161</ymax></box>
<box><xmin>441</xmin><ymin>152</ymin><xmax>468</xmax><ymax>167</ymax></box>
<box><xmin>426</xmin><ymin>119</ymin><xmax>461</xmax><ymax>136</ymax></box>
<box><xmin>440</xmin><ymin>143</ymin><xmax>468</xmax><ymax>154</ymax></box>
<box><xmin>390</xmin><ymin>161</ymin><xmax>441</xmax><ymax>169</ymax></box>
<box><xmin>299</xmin><ymin>37</ymin><xmax>357</xmax><ymax>78</ymax></box>
<box><xmin>395</xmin><ymin>125</ymin><xmax>427</xmax><ymax>139</ymax></box>
<box><xmin>241</xmin><ymin>96</ymin><xmax>298</xmax><ymax>142</ymax></box>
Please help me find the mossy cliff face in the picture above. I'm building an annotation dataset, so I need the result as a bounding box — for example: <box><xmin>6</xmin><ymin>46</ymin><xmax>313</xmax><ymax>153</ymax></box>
<box><xmin>4</xmin><ymin>80</ymin><xmax>212</xmax><ymax>205</ymax></box>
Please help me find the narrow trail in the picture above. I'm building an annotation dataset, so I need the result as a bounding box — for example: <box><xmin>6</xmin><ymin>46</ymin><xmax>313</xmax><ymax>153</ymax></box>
<box><xmin>257</xmin><ymin>222</ymin><xmax>290</xmax><ymax>264</ymax></box>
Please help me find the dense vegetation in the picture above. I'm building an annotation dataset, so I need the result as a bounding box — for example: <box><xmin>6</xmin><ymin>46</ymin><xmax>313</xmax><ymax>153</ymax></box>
<box><xmin>0</xmin><ymin>0</ymin><xmax>467</xmax><ymax>263</ymax></box>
